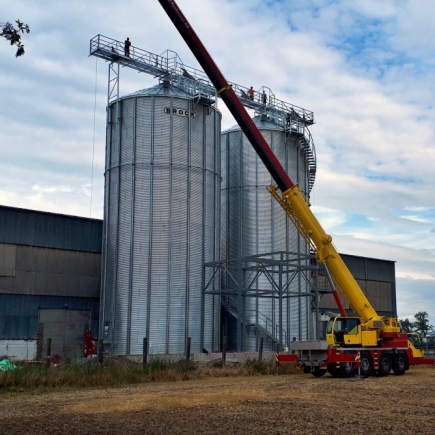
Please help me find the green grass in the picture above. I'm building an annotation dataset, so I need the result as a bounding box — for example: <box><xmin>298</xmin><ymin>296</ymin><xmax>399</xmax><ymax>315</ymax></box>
<box><xmin>0</xmin><ymin>356</ymin><xmax>279</xmax><ymax>396</ymax></box>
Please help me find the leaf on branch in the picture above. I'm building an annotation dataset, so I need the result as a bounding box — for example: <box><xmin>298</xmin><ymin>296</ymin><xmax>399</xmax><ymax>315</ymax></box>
<box><xmin>1</xmin><ymin>20</ymin><xmax>30</xmax><ymax>57</ymax></box>
<box><xmin>16</xmin><ymin>20</ymin><xmax>30</xmax><ymax>34</ymax></box>
<box><xmin>16</xmin><ymin>45</ymin><xmax>25</xmax><ymax>57</ymax></box>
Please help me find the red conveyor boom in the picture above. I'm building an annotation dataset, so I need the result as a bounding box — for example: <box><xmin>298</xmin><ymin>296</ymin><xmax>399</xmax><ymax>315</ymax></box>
<box><xmin>157</xmin><ymin>0</ymin><xmax>294</xmax><ymax>193</ymax></box>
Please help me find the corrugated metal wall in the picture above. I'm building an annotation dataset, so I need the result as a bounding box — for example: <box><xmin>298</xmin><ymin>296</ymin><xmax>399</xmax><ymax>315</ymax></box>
<box><xmin>101</xmin><ymin>85</ymin><xmax>221</xmax><ymax>355</ymax></box>
<box><xmin>222</xmin><ymin>119</ymin><xmax>311</xmax><ymax>349</ymax></box>
<box><xmin>0</xmin><ymin>243</ymin><xmax>101</xmax><ymax>298</ymax></box>
<box><xmin>0</xmin><ymin>206</ymin><xmax>102</xmax><ymax>252</ymax></box>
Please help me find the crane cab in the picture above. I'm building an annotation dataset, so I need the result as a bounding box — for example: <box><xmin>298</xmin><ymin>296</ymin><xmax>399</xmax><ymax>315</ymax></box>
<box><xmin>326</xmin><ymin>316</ymin><xmax>378</xmax><ymax>347</ymax></box>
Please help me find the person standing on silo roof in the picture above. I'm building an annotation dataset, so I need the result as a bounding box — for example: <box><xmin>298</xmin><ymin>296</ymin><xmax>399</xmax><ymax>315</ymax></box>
<box><xmin>124</xmin><ymin>37</ymin><xmax>131</xmax><ymax>57</ymax></box>
<box><xmin>262</xmin><ymin>90</ymin><xmax>267</xmax><ymax>106</ymax></box>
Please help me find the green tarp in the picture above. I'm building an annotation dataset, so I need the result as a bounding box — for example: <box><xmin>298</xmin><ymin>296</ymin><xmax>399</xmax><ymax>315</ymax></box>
<box><xmin>0</xmin><ymin>359</ymin><xmax>21</xmax><ymax>372</ymax></box>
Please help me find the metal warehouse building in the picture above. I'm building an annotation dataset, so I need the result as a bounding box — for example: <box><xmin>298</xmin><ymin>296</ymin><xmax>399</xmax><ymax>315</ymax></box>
<box><xmin>0</xmin><ymin>206</ymin><xmax>101</xmax><ymax>360</ymax></box>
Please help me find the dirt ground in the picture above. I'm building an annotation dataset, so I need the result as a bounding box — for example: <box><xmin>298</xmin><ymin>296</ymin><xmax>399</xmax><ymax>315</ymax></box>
<box><xmin>1</xmin><ymin>367</ymin><xmax>435</xmax><ymax>434</ymax></box>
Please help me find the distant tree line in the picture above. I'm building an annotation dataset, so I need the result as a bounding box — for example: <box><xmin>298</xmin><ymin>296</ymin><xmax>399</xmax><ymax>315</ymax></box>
<box><xmin>1</xmin><ymin>19</ymin><xmax>30</xmax><ymax>57</ymax></box>
<box><xmin>399</xmin><ymin>311</ymin><xmax>434</xmax><ymax>337</ymax></box>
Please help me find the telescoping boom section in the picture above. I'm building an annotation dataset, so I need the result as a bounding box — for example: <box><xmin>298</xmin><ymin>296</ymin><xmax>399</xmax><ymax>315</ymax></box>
<box><xmin>157</xmin><ymin>0</ymin><xmax>398</xmax><ymax>337</ymax></box>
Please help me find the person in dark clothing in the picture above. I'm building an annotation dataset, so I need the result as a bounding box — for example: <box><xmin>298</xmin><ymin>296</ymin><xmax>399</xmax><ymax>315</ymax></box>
<box><xmin>286</xmin><ymin>112</ymin><xmax>291</xmax><ymax>127</ymax></box>
<box><xmin>124</xmin><ymin>37</ymin><xmax>131</xmax><ymax>57</ymax></box>
<box><xmin>262</xmin><ymin>90</ymin><xmax>267</xmax><ymax>106</ymax></box>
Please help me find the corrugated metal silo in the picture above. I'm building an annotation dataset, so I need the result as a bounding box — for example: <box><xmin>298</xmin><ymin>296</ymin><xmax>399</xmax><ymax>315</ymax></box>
<box><xmin>101</xmin><ymin>83</ymin><xmax>221</xmax><ymax>355</ymax></box>
<box><xmin>221</xmin><ymin>116</ymin><xmax>311</xmax><ymax>350</ymax></box>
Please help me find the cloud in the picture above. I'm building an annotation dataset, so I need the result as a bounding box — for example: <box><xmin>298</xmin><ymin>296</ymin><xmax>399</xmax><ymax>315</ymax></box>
<box><xmin>32</xmin><ymin>184</ymin><xmax>73</xmax><ymax>194</ymax></box>
<box><xmin>400</xmin><ymin>215</ymin><xmax>431</xmax><ymax>224</ymax></box>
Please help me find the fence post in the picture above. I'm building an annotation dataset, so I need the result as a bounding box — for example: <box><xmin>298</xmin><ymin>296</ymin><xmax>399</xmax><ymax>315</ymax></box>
<box><xmin>46</xmin><ymin>338</ymin><xmax>51</xmax><ymax>367</ymax></box>
<box><xmin>186</xmin><ymin>336</ymin><xmax>191</xmax><ymax>362</ymax></box>
<box><xmin>98</xmin><ymin>339</ymin><xmax>104</xmax><ymax>363</ymax></box>
<box><xmin>222</xmin><ymin>335</ymin><xmax>227</xmax><ymax>367</ymax></box>
<box><xmin>258</xmin><ymin>337</ymin><xmax>264</xmax><ymax>362</ymax></box>
<box><xmin>143</xmin><ymin>337</ymin><xmax>148</xmax><ymax>368</ymax></box>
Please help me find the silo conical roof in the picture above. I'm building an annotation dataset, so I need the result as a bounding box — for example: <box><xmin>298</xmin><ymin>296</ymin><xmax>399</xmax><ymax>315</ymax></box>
<box><xmin>125</xmin><ymin>83</ymin><xmax>193</xmax><ymax>99</ymax></box>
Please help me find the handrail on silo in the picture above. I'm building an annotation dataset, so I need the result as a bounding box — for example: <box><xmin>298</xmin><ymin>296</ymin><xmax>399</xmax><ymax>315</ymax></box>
<box><xmin>89</xmin><ymin>34</ymin><xmax>315</xmax><ymax>125</ymax></box>
<box><xmin>89</xmin><ymin>34</ymin><xmax>317</xmax><ymax>190</ymax></box>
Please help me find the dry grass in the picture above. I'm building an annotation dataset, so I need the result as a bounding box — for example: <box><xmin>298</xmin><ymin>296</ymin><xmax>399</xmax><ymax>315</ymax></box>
<box><xmin>1</xmin><ymin>367</ymin><xmax>434</xmax><ymax>434</ymax></box>
<box><xmin>65</xmin><ymin>386</ymin><xmax>271</xmax><ymax>414</ymax></box>
<box><xmin>0</xmin><ymin>356</ymin><xmax>289</xmax><ymax>396</ymax></box>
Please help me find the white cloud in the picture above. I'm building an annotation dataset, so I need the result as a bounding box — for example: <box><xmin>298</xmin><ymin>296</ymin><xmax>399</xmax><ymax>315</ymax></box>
<box><xmin>400</xmin><ymin>215</ymin><xmax>431</xmax><ymax>224</ymax></box>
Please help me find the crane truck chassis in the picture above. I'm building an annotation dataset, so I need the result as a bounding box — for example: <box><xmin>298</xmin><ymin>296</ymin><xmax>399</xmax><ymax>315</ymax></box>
<box><xmin>277</xmin><ymin>331</ymin><xmax>435</xmax><ymax>378</ymax></box>
<box><xmin>158</xmin><ymin>0</ymin><xmax>435</xmax><ymax>377</ymax></box>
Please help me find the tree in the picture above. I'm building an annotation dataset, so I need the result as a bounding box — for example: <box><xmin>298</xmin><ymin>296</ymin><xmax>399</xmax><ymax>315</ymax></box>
<box><xmin>1</xmin><ymin>19</ymin><xmax>30</xmax><ymax>57</ymax></box>
<box><xmin>413</xmin><ymin>311</ymin><xmax>434</xmax><ymax>337</ymax></box>
<box><xmin>398</xmin><ymin>318</ymin><xmax>414</xmax><ymax>333</ymax></box>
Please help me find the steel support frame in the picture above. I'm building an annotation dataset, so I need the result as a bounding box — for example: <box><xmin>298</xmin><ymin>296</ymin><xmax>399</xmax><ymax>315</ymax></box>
<box><xmin>204</xmin><ymin>250</ymin><xmax>321</xmax><ymax>352</ymax></box>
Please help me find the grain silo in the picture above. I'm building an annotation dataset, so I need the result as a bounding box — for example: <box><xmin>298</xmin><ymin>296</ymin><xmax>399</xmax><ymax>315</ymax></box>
<box><xmin>221</xmin><ymin>116</ymin><xmax>314</xmax><ymax>351</ymax></box>
<box><xmin>100</xmin><ymin>83</ymin><xmax>221</xmax><ymax>355</ymax></box>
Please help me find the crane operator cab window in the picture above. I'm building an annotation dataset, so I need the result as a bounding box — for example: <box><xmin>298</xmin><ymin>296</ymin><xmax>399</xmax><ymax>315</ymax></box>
<box><xmin>331</xmin><ymin>317</ymin><xmax>360</xmax><ymax>346</ymax></box>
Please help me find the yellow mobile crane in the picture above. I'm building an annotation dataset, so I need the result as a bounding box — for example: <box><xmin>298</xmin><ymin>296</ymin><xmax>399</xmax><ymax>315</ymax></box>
<box><xmin>268</xmin><ymin>186</ymin><xmax>431</xmax><ymax>377</ymax></box>
<box><xmin>158</xmin><ymin>0</ymin><xmax>434</xmax><ymax>377</ymax></box>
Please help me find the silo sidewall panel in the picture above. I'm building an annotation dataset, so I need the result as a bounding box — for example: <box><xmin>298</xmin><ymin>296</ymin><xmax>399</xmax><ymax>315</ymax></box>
<box><xmin>102</xmin><ymin>89</ymin><xmax>221</xmax><ymax>355</ymax></box>
<box><xmin>222</xmin><ymin>120</ymin><xmax>310</xmax><ymax>350</ymax></box>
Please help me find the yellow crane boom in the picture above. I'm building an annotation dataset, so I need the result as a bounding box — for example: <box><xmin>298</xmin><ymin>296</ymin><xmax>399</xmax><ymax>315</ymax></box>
<box><xmin>268</xmin><ymin>185</ymin><xmax>399</xmax><ymax>334</ymax></box>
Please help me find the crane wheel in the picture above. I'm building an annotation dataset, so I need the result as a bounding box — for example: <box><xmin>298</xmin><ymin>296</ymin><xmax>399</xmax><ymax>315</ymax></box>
<box><xmin>359</xmin><ymin>352</ymin><xmax>373</xmax><ymax>378</ymax></box>
<box><xmin>392</xmin><ymin>353</ymin><xmax>408</xmax><ymax>376</ymax></box>
<box><xmin>377</xmin><ymin>353</ymin><xmax>392</xmax><ymax>377</ymax></box>
<box><xmin>327</xmin><ymin>363</ymin><xmax>338</xmax><ymax>377</ymax></box>
<box><xmin>312</xmin><ymin>367</ymin><xmax>327</xmax><ymax>377</ymax></box>
<box><xmin>340</xmin><ymin>362</ymin><xmax>356</xmax><ymax>378</ymax></box>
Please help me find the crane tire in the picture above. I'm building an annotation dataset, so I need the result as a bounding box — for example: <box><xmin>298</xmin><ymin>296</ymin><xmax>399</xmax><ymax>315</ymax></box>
<box><xmin>312</xmin><ymin>367</ymin><xmax>327</xmax><ymax>377</ymax></box>
<box><xmin>340</xmin><ymin>362</ymin><xmax>355</xmax><ymax>378</ymax></box>
<box><xmin>327</xmin><ymin>363</ymin><xmax>338</xmax><ymax>377</ymax></box>
<box><xmin>392</xmin><ymin>353</ymin><xmax>408</xmax><ymax>376</ymax></box>
<box><xmin>377</xmin><ymin>353</ymin><xmax>392</xmax><ymax>377</ymax></box>
<box><xmin>359</xmin><ymin>352</ymin><xmax>373</xmax><ymax>377</ymax></box>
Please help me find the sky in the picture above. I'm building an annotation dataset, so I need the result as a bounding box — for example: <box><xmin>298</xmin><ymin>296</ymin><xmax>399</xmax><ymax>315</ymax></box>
<box><xmin>1</xmin><ymin>0</ymin><xmax>434</xmax><ymax>325</ymax></box>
